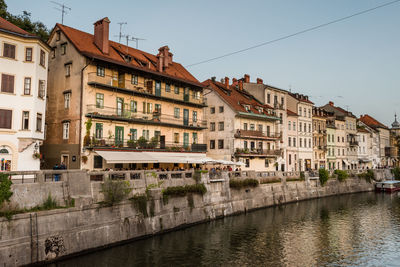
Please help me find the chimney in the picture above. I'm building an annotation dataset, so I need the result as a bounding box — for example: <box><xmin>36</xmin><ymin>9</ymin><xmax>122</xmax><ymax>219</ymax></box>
<box><xmin>244</xmin><ymin>74</ymin><xmax>250</xmax><ymax>83</ymax></box>
<box><xmin>232</xmin><ymin>78</ymin><xmax>238</xmax><ymax>86</ymax></box>
<box><xmin>256</xmin><ymin>78</ymin><xmax>263</xmax><ymax>84</ymax></box>
<box><xmin>211</xmin><ymin>76</ymin><xmax>216</xmax><ymax>82</ymax></box>
<box><xmin>329</xmin><ymin>101</ymin><xmax>334</xmax><ymax>106</ymax></box>
<box><xmin>224</xmin><ymin>77</ymin><xmax>229</xmax><ymax>88</ymax></box>
<box><xmin>157</xmin><ymin>46</ymin><xmax>173</xmax><ymax>72</ymax></box>
<box><xmin>93</xmin><ymin>17</ymin><xmax>110</xmax><ymax>54</ymax></box>
<box><xmin>239</xmin><ymin>80</ymin><xmax>243</xmax><ymax>90</ymax></box>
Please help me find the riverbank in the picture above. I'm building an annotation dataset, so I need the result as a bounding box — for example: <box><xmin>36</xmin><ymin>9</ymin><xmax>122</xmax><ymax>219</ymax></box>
<box><xmin>0</xmin><ymin>169</ymin><xmax>377</xmax><ymax>266</ymax></box>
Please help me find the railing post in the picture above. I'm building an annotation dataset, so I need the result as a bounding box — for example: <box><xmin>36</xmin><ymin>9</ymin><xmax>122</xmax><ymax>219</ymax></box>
<box><xmin>37</xmin><ymin>172</ymin><xmax>45</xmax><ymax>184</ymax></box>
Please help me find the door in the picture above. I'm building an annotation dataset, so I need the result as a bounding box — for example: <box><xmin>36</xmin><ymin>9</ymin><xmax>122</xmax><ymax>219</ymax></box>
<box><xmin>183</xmin><ymin>133</ymin><xmax>189</xmax><ymax>148</ymax></box>
<box><xmin>112</xmin><ymin>70</ymin><xmax>118</xmax><ymax>87</ymax></box>
<box><xmin>116</xmin><ymin>97</ymin><xmax>124</xmax><ymax>116</ymax></box>
<box><xmin>155</xmin><ymin>81</ymin><xmax>161</xmax><ymax>96</ymax></box>
<box><xmin>183</xmin><ymin>109</ymin><xmax>189</xmax><ymax>126</ymax></box>
<box><xmin>115</xmin><ymin>126</ymin><xmax>124</xmax><ymax>146</ymax></box>
<box><xmin>118</xmin><ymin>73</ymin><xmax>125</xmax><ymax>88</ymax></box>
<box><xmin>61</xmin><ymin>154</ymin><xmax>69</xmax><ymax>169</ymax></box>
<box><xmin>183</xmin><ymin>87</ymin><xmax>190</xmax><ymax>102</ymax></box>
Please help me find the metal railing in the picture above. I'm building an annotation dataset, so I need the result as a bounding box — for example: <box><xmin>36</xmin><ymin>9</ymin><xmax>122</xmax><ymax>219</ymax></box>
<box><xmin>234</xmin><ymin>148</ymin><xmax>282</xmax><ymax>157</ymax></box>
<box><xmin>234</xmin><ymin>129</ymin><xmax>281</xmax><ymax>139</ymax></box>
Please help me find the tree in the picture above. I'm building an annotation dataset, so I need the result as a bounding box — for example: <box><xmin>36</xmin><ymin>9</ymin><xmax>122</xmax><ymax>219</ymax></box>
<box><xmin>0</xmin><ymin>0</ymin><xmax>50</xmax><ymax>41</ymax></box>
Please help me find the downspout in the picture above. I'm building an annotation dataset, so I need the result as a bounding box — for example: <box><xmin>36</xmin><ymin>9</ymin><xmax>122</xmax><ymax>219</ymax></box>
<box><xmin>79</xmin><ymin>57</ymin><xmax>94</xmax><ymax>168</ymax></box>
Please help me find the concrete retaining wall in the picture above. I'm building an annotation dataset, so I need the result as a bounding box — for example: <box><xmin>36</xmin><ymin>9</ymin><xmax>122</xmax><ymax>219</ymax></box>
<box><xmin>0</xmin><ymin>173</ymin><xmax>374</xmax><ymax>266</ymax></box>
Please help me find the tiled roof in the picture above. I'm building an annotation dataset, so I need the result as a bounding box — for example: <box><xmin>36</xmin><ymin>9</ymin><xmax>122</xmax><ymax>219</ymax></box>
<box><xmin>0</xmin><ymin>17</ymin><xmax>35</xmax><ymax>36</ymax></box>
<box><xmin>203</xmin><ymin>79</ymin><xmax>277</xmax><ymax>117</ymax></box>
<box><xmin>359</xmin><ymin>114</ymin><xmax>388</xmax><ymax>130</ymax></box>
<box><xmin>286</xmin><ymin>109</ymin><xmax>298</xmax><ymax>117</ymax></box>
<box><xmin>288</xmin><ymin>92</ymin><xmax>314</xmax><ymax>104</ymax></box>
<box><xmin>55</xmin><ymin>23</ymin><xmax>202</xmax><ymax>87</ymax></box>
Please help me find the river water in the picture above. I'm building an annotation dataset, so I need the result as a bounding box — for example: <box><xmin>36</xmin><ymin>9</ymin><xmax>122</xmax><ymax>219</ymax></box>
<box><xmin>53</xmin><ymin>192</ymin><xmax>400</xmax><ymax>267</ymax></box>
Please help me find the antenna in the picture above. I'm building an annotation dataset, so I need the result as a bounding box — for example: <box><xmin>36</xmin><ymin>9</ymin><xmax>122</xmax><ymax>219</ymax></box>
<box><xmin>50</xmin><ymin>1</ymin><xmax>71</xmax><ymax>24</ymax></box>
<box><xmin>131</xmin><ymin>36</ymin><xmax>146</xmax><ymax>49</ymax></box>
<box><xmin>117</xmin><ymin>22</ymin><xmax>127</xmax><ymax>43</ymax></box>
<box><xmin>121</xmin><ymin>34</ymin><xmax>146</xmax><ymax>50</ymax></box>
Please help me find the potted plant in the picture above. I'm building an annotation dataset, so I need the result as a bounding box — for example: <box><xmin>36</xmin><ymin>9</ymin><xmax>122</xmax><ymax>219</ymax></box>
<box><xmin>127</xmin><ymin>140</ymin><xmax>137</xmax><ymax>148</ymax></box>
<box><xmin>82</xmin><ymin>155</ymin><xmax>88</xmax><ymax>164</ymax></box>
<box><xmin>32</xmin><ymin>152</ymin><xmax>41</xmax><ymax>159</ymax></box>
<box><xmin>137</xmin><ymin>136</ymin><xmax>148</xmax><ymax>149</ymax></box>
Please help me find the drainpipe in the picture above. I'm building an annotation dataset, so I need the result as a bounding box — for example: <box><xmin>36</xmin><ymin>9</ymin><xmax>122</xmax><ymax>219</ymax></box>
<box><xmin>79</xmin><ymin>57</ymin><xmax>94</xmax><ymax>169</ymax></box>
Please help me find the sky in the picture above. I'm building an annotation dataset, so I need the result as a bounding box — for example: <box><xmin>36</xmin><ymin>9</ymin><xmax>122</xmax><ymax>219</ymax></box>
<box><xmin>6</xmin><ymin>0</ymin><xmax>400</xmax><ymax>126</ymax></box>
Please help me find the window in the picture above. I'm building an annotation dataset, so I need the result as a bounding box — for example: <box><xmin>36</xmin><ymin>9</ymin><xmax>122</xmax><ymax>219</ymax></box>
<box><xmin>244</xmin><ymin>141</ymin><xmax>248</xmax><ymax>149</ymax></box>
<box><xmin>165</xmin><ymin>83</ymin><xmax>171</xmax><ymax>92</ymax></box>
<box><xmin>61</xmin><ymin>43</ymin><xmax>67</xmax><ymax>55</ymax></box>
<box><xmin>36</xmin><ymin>113</ymin><xmax>42</xmax><ymax>132</ymax></box>
<box><xmin>130</xmin><ymin>101</ymin><xmax>137</xmax><ymax>113</ymax></box>
<box><xmin>288</xmin><ymin>121</ymin><xmax>291</xmax><ymax>131</ymax></box>
<box><xmin>218</xmin><ymin>139</ymin><xmax>224</xmax><ymax>149</ymax></box>
<box><xmin>131</xmin><ymin>74</ymin><xmax>138</xmax><ymax>85</ymax></box>
<box><xmin>22</xmin><ymin>111</ymin><xmax>29</xmax><ymax>130</ymax></box>
<box><xmin>288</xmin><ymin>137</ymin><xmax>291</xmax><ymax>147</ymax></box>
<box><xmin>210</xmin><ymin>140</ymin><xmax>215</xmax><ymax>149</ymax></box>
<box><xmin>1</xmin><ymin>74</ymin><xmax>14</xmax><ymax>93</ymax></box>
<box><xmin>293</xmin><ymin>137</ymin><xmax>296</xmax><ymax>147</ymax></box>
<box><xmin>299</xmin><ymin>138</ymin><xmax>302</xmax><ymax>147</ymax></box>
<box><xmin>293</xmin><ymin>122</ymin><xmax>296</xmax><ymax>131</ymax></box>
<box><xmin>25</xmin><ymin>48</ymin><xmax>32</xmax><ymax>62</ymax></box>
<box><xmin>309</xmin><ymin>138</ymin><xmax>311</xmax><ymax>148</ymax></box>
<box><xmin>299</xmin><ymin>107</ymin><xmax>302</xmax><ymax>116</ymax></box>
<box><xmin>210</xmin><ymin>122</ymin><xmax>215</xmax><ymax>131</ymax></box>
<box><xmin>95</xmin><ymin>123</ymin><xmax>103</xmax><ymax>139</ymax></box>
<box><xmin>192</xmin><ymin>111</ymin><xmax>197</xmax><ymax>122</ymax></box>
<box><xmin>0</xmin><ymin>109</ymin><xmax>12</xmax><ymax>129</ymax></box>
<box><xmin>96</xmin><ymin>94</ymin><xmax>104</xmax><ymax>108</ymax></box>
<box><xmin>308</xmin><ymin>124</ymin><xmax>311</xmax><ymax>133</ymax></box>
<box><xmin>303</xmin><ymin>123</ymin><xmax>306</xmax><ymax>132</ymax></box>
<box><xmin>142</xmin><ymin>130</ymin><xmax>149</xmax><ymax>140</ymax></box>
<box><xmin>308</xmin><ymin>109</ymin><xmax>311</xmax><ymax>118</ymax></box>
<box><xmin>3</xmin><ymin>43</ymin><xmax>15</xmax><ymax>59</ymax></box>
<box><xmin>281</xmin><ymin>97</ymin><xmax>284</xmax><ymax>106</ymax></box>
<box><xmin>65</xmin><ymin>64</ymin><xmax>71</xmax><ymax>76</ymax></box>
<box><xmin>183</xmin><ymin>133</ymin><xmax>189</xmax><ymax>147</ymax></box>
<box><xmin>280</xmin><ymin>113</ymin><xmax>283</xmax><ymax>124</ymax></box>
<box><xmin>210</xmin><ymin>107</ymin><xmax>215</xmax><ymax>114</ymax></box>
<box><xmin>219</xmin><ymin>106</ymin><xmax>224</xmax><ymax>113</ymax></box>
<box><xmin>258</xmin><ymin>124</ymin><xmax>263</xmax><ymax>132</ymax></box>
<box><xmin>244</xmin><ymin>123</ymin><xmax>248</xmax><ymax>130</ymax></box>
<box><xmin>299</xmin><ymin>122</ymin><xmax>302</xmax><ymax>132</ymax></box>
<box><xmin>174</xmin><ymin>133</ymin><xmax>180</xmax><ymax>143</ymax></box>
<box><xmin>267</xmin><ymin>93</ymin><xmax>271</xmax><ymax>104</ymax></box>
<box><xmin>174</xmin><ymin>86</ymin><xmax>179</xmax><ymax>94</ymax></box>
<box><xmin>38</xmin><ymin>80</ymin><xmax>45</xmax><ymax>98</ymax></box>
<box><xmin>63</xmin><ymin>122</ymin><xmax>70</xmax><ymax>139</ymax></box>
<box><xmin>56</xmin><ymin>31</ymin><xmax>61</xmax><ymax>41</ymax></box>
<box><xmin>93</xmin><ymin>156</ymin><xmax>103</xmax><ymax>169</ymax></box>
<box><xmin>24</xmin><ymin>77</ymin><xmax>31</xmax><ymax>95</ymax></box>
<box><xmin>192</xmin><ymin>133</ymin><xmax>198</xmax><ymax>144</ymax></box>
<box><xmin>218</xmin><ymin>121</ymin><xmax>224</xmax><ymax>131</ymax></box>
<box><xmin>40</xmin><ymin>50</ymin><xmax>45</xmax><ymax>67</ymax></box>
<box><xmin>250</xmin><ymin>124</ymin><xmax>255</xmax><ymax>131</ymax></box>
<box><xmin>289</xmin><ymin>154</ymin><xmax>292</xmax><ymax>165</ymax></box>
<box><xmin>129</xmin><ymin>129</ymin><xmax>137</xmax><ymax>140</ymax></box>
<box><xmin>64</xmin><ymin>92</ymin><xmax>71</xmax><ymax>109</ymax></box>
<box><xmin>174</xmin><ymin>108</ymin><xmax>180</xmax><ymax>118</ymax></box>
<box><xmin>97</xmin><ymin>66</ymin><xmax>105</xmax><ymax>77</ymax></box>
<box><xmin>194</xmin><ymin>91</ymin><xmax>200</xmax><ymax>100</ymax></box>
<box><xmin>245</xmin><ymin>159</ymin><xmax>250</xmax><ymax>168</ymax></box>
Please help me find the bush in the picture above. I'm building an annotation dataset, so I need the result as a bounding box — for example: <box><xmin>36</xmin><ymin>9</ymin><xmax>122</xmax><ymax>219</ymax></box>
<box><xmin>127</xmin><ymin>140</ymin><xmax>137</xmax><ymax>148</ymax></box>
<box><xmin>101</xmin><ymin>179</ymin><xmax>132</xmax><ymax>206</ymax></box>
<box><xmin>162</xmin><ymin>184</ymin><xmax>207</xmax><ymax>204</ymax></box>
<box><xmin>130</xmin><ymin>194</ymin><xmax>148</xmax><ymax>217</ymax></box>
<box><xmin>0</xmin><ymin>173</ymin><xmax>13</xmax><ymax>208</ymax></box>
<box><xmin>392</xmin><ymin>167</ymin><xmax>400</xmax><ymax>179</ymax></box>
<box><xmin>229</xmin><ymin>178</ymin><xmax>259</xmax><ymax>189</ymax></box>
<box><xmin>42</xmin><ymin>193</ymin><xmax>58</xmax><ymax>210</ymax></box>
<box><xmin>319</xmin><ymin>169</ymin><xmax>329</xmax><ymax>186</ymax></box>
<box><xmin>148</xmin><ymin>137</ymin><xmax>159</xmax><ymax>149</ymax></box>
<box><xmin>137</xmin><ymin>136</ymin><xmax>148</xmax><ymax>149</ymax></box>
<box><xmin>358</xmin><ymin>170</ymin><xmax>375</xmax><ymax>183</ymax></box>
<box><xmin>334</xmin><ymin>170</ymin><xmax>348</xmax><ymax>182</ymax></box>
<box><xmin>300</xmin><ymin>171</ymin><xmax>305</xmax><ymax>181</ymax></box>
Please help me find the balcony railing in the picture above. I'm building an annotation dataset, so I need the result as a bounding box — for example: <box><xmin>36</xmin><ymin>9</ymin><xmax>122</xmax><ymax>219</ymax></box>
<box><xmin>273</xmin><ymin>102</ymin><xmax>285</xmax><ymax>110</ymax></box>
<box><xmin>349</xmin><ymin>140</ymin><xmax>359</xmax><ymax>146</ymax></box>
<box><xmin>87</xmin><ymin>72</ymin><xmax>206</xmax><ymax>107</ymax></box>
<box><xmin>234</xmin><ymin>129</ymin><xmax>280</xmax><ymax>140</ymax></box>
<box><xmin>86</xmin><ymin>105</ymin><xmax>207</xmax><ymax>129</ymax></box>
<box><xmin>85</xmin><ymin>136</ymin><xmax>207</xmax><ymax>152</ymax></box>
<box><xmin>234</xmin><ymin>148</ymin><xmax>282</xmax><ymax>157</ymax></box>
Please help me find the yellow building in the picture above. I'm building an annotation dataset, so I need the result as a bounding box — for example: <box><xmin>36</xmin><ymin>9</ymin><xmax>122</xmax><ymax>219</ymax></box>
<box><xmin>42</xmin><ymin>18</ymin><xmax>206</xmax><ymax>170</ymax></box>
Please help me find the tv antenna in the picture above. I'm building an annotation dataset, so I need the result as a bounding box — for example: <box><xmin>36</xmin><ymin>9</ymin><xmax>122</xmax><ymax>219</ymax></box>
<box><xmin>116</xmin><ymin>22</ymin><xmax>127</xmax><ymax>43</ymax></box>
<box><xmin>122</xmin><ymin>34</ymin><xmax>146</xmax><ymax>50</ymax></box>
<box><xmin>50</xmin><ymin>1</ymin><xmax>71</xmax><ymax>24</ymax></box>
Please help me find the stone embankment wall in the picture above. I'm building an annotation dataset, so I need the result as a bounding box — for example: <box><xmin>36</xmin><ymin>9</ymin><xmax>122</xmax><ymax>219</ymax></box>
<box><xmin>0</xmin><ymin>170</ymin><xmax>379</xmax><ymax>266</ymax></box>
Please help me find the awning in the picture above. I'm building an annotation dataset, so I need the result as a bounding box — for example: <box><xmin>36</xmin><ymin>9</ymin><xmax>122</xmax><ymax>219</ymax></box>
<box><xmin>342</xmin><ymin>159</ymin><xmax>350</xmax><ymax>166</ymax></box>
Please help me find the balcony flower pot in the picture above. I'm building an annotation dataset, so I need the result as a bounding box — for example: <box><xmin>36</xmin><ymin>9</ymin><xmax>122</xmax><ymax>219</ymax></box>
<box><xmin>32</xmin><ymin>152</ymin><xmax>41</xmax><ymax>159</ymax></box>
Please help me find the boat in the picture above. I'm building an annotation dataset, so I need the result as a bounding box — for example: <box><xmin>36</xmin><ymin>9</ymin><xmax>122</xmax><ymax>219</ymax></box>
<box><xmin>375</xmin><ymin>180</ymin><xmax>400</xmax><ymax>193</ymax></box>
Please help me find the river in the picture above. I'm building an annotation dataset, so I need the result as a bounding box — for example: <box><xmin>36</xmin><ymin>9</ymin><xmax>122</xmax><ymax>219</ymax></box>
<box><xmin>51</xmin><ymin>192</ymin><xmax>400</xmax><ymax>267</ymax></box>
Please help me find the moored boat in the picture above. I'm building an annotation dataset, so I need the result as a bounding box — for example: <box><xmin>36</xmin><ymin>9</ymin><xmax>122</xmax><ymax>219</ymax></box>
<box><xmin>375</xmin><ymin>180</ymin><xmax>400</xmax><ymax>193</ymax></box>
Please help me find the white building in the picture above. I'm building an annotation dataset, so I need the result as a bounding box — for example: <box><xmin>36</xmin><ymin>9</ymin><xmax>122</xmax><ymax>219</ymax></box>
<box><xmin>0</xmin><ymin>18</ymin><xmax>50</xmax><ymax>171</ymax></box>
<box><xmin>357</xmin><ymin>128</ymin><xmax>373</xmax><ymax>169</ymax></box>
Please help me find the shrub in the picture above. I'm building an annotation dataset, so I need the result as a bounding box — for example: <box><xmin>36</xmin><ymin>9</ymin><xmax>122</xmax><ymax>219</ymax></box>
<box><xmin>319</xmin><ymin>169</ymin><xmax>329</xmax><ymax>186</ymax></box>
<box><xmin>358</xmin><ymin>170</ymin><xmax>375</xmax><ymax>183</ymax></box>
<box><xmin>0</xmin><ymin>173</ymin><xmax>13</xmax><ymax>208</ymax></box>
<box><xmin>148</xmin><ymin>137</ymin><xmax>159</xmax><ymax>149</ymax></box>
<box><xmin>42</xmin><ymin>193</ymin><xmax>58</xmax><ymax>210</ymax></box>
<box><xmin>162</xmin><ymin>184</ymin><xmax>207</xmax><ymax>204</ymax></box>
<box><xmin>101</xmin><ymin>179</ymin><xmax>132</xmax><ymax>206</ymax></box>
<box><xmin>392</xmin><ymin>167</ymin><xmax>400</xmax><ymax>179</ymax></box>
<box><xmin>127</xmin><ymin>140</ymin><xmax>137</xmax><ymax>148</ymax></box>
<box><xmin>334</xmin><ymin>170</ymin><xmax>348</xmax><ymax>182</ymax></box>
<box><xmin>259</xmin><ymin>178</ymin><xmax>280</xmax><ymax>184</ymax></box>
<box><xmin>130</xmin><ymin>194</ymin><xmax>148</xmax><ymax>217</ymax></box>
<box><xmin>300</xmin><ymin>171</ymin><xmax>305</xmax><ymax>181</ymax></box>
<box><xmin>137</xmin><ymin>136</ymin><xmax>148</xmax><ymax>149</ymax></box>
<box><xmin>229</xmin><ymin>178</ymin><xmax>259</xmax><ymax>189</ymax></box>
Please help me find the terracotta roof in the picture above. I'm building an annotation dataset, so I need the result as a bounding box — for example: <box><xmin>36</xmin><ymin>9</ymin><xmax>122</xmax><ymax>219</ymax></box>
<box><xmin>203</xmin><ymin>79</ymin><xmax>278</xmax><ymax>117</ymax></box>
<box><xmin>0</xmin><ymin>17</ymin><xmax>35</xmax><ymax>36</ymax></box>
<box><xmin>55</xmin><ymin>23</ymin><xmax>202</xmax><ymax>87</ymax></box>
<box><xmin>359</xmin><ymin>114</ymin><xmax>388</xmax><ymax>130</ymax></box>
<box><xmin>286</xmin><ymin>109</ymin><xmax>298</xmax><ymax>117</ymax></box>
<box><xmin>288</xmin><ymin>92</ymin><xmax>314</xmax><ymax>104</ymax></box>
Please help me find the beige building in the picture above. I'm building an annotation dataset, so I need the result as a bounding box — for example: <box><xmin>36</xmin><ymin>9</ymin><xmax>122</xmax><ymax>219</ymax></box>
<box><xmin>286</xmin><ymin>109</ymin><xmax>299</xmax><ymax>171</ymax></box>
<box><xmin>326</xmin><ymin>120</ymin><xmax>336</xmax><ymax>170</ymax></box>
<box><xmin>312</xmin><ymin>107</ymin><xmax>330</xmax><ymax>169</ymax></box>
<box><xmin>287</xmin><ymin>93</ymin><xmax>314</xmax><ymax>171</ymax></box>
<box><xmin>203</xmin><ymin>77</ymin><xmax>281</xmax><ymax>171</ymax></box>
<box><xmin>42</xmin><ymin>18</ymin><xmax>207</xmax><ymax>170</ymax></box>
<box><xmin>334</xmin><ymin>119</ymin><xmax>346</xmax><ymax>170</ymax></box>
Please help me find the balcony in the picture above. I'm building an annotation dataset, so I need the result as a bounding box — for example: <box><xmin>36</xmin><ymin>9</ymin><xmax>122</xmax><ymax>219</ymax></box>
<box><xmin>349</xmin><ymin>140</ymin><xmax>359</xmax><ymax>146</ymax></box>
<box><xmin>87</xmin><ymin>72</ymin><xmax>207</xmax><ymax>108</ymax></box>
<box><xmin>86</xmin><ymin>105</ymin><xmax>207</xmax><ymax>130</ymax></box>
<box><xmin>318</xmin><ymin>129</ymin><xmax>327</xmax><ymax>134</ymax></box>
<box><xmin>234</xmin><ymin>148</ymin><xmax>282</xmax><ymax>157</ymax></box>
<box><xmin>85</xmin><ymin>136</ymin><xmax>207</xmax><ymax>152</ymax></box>
<box><xmin>234</xmin><ymin>129</ymin><xmax>281</xmax><ymax>140</ymax></box>
<box><xmin>273</xmin><ymin>102</ymin><xmax>285</xmax><ymax>110</ymax></box>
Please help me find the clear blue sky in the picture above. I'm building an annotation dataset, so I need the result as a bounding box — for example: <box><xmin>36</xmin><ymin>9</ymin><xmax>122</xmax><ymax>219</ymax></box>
<box><xmin>6</xmin><ymin>0</ymin><xmax>400</xmax><ymax>126</ymax></box>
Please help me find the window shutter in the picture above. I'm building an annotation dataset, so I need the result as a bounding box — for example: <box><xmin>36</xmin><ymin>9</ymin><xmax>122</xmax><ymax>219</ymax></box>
<box><xmin>1</xmin><ymin>74</ymin><xmax>13</xmax><ymax>93</ymax></box>
<box><xmin>10</xmin><ymin>45</ymin><xmax>15</xmax><ymax>59</ymax></box>
<box><xmin>1</xmin><ymin>74</ymin><xmax>6</xmax><ymax>92</ymax></box>
<box><xmin>3</xmin><ymin>44</ymin><xmax>9</xmax><ymax>57</ymax></box>
<box><xmin>0</xmin><ymin>109</ymin><xmax>12</xmax><ymax>129</ymax></box>
<box><xmin>8</xmin><ymin>75</ymin><xmax>14</xmax><ymax>93</ymax></box>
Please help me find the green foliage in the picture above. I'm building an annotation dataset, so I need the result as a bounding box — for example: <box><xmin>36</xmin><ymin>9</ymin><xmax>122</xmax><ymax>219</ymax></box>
<box><xmin>319</xmin><ymin>169</ymin><xmax>329</xmax><ymax>186</ymax></box>
<box><xmin>334</xmin><ymin>170</ymin><xmax>349</xmax><ymax>182</ymax></box>
<box><xmin>0</xmin><ymin>1</ymin><xmax>50</xmax><ymax>41</ymax></box>
<box><xmin>0</xmin><ymin>173</ymin><xmax>13</xmax><ymax>208</ymax></box>
<box><xmin>127</xmin><ymin>140</ymin><xmax>137</xmax><ymax>148</ymax></box>
<box><xmin>358</xmin><ymin>170</ymin><xmax>375</xmax><ymax>183</ymax></box>
<box><xmin>193</xmin><ymin>171</ymin><xmax>202</xmax><ymax>183</ymax></box>
<box><xmin>162</xmin><ymin>184</ymin><xmax>207</xmax><ymax>204</ymax></box>
<box><xmin>42</xmin><ymin>193</ymin><xmax>58</xmax><ymax>210</ymax></box>
<box><xmin>392</xmin><ymin>167</ymin><xmax>400</xmax><ymax>179</ymax></box>
<box><xmin>259</xmin><ymin>178</ymin><xmax>281</xmax><ymax>184</ymax></box>
<box><xmin>286</xmin><ymin>177</ymin><xmax>302</xmax><ymax>182</ymax></box>
<box><xmin>83</xmin><ymin>119</ymin><xmax>92</xmax><ymax>147</ymax></box>
<box><xmin>137</xmin><ymin>136</ymin><xmax>148</xmax><ymax>148</ymax></box>
<box><xmin>300</xmin><ymin>171</ymin><xmax>305</xmax><ymax>181</ymax></box>
<box><xmin>229</xmin><ymin>178</ymin><xmax>259</xmax><ymax>189</ymax></box>
<box><xmin>101</xmin><ymin>179</ymin><xmax>132</xmax><ymax>206</ymax></box>
<box><xmin>148</xmin><ymin>137</ymin><xmax>159</xmax><ymax>149</ymax></box>
<box><xmin>130</xmin><ymin>194</ymin><xmax>148</xmax><ymax>217</ymax></box>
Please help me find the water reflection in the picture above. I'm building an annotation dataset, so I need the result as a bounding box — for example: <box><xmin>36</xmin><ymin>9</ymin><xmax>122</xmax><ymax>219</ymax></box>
<box><xmin>53</xmin><ymin>192</ymin><xmax>400</xmax><ymax>267</ymax></box>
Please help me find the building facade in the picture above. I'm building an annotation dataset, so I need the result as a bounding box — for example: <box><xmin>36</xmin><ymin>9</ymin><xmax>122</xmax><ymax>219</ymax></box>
<box><xmin>203</xmin><ymin>78</ymin><xmax>281</xmax><ymax>171</ymax></box>
<box><xmin>0</xmin><ymin>18</ymin><xmax>50</xmax><ymax>171</ymax></box>
<box><xmin>357</xmin><ymin>128</ymin><xmax>373</xmax><ymax>169</ymax></box>
<box><xmin>326</xmin><ymin>120</ymin><xmax>336</xmax><ymax>170</ymax></box>
<box><xmin>42</xmin><ymin>18</ymin><xmax>207</xmax><ymax>170</ymax></box>
<box><xmin>312</xmin><ymin>107</ymin><xmax>329</xmax><ymax>169</ymax></box>
<box><xmin>286</xmin><ymin>109</ymin><xmax>299</xmax><ymax>171</ymax></box>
